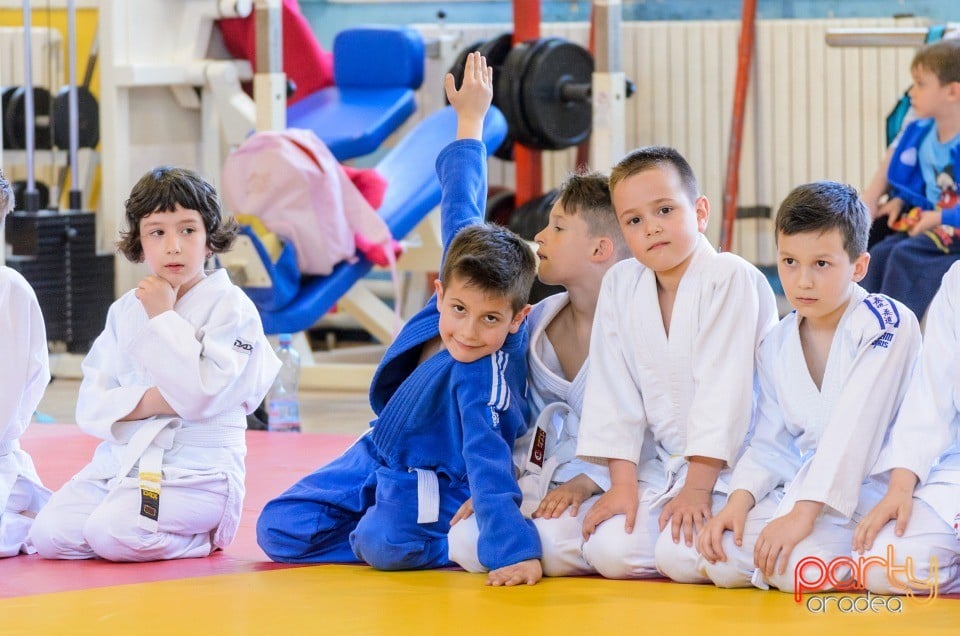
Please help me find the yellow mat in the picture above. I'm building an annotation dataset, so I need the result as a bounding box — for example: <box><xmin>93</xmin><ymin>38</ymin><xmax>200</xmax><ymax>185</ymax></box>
<box><xmin>2</xmin><ymin>564</ymin><xmax>956</xmax><ymax>635</ymax></box>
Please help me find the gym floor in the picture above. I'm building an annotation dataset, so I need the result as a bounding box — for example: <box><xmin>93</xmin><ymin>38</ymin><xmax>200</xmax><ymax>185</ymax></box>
<box><xmin>1</xmin><ymin>381</ymin><xmax>956</xmax><ymax>635</ymax></box>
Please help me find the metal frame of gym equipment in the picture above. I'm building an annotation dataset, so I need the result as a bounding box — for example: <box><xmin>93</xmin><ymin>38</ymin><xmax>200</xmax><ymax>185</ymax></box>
<box><xmin>94</xmin><ymin>0</ymin><xmax>441</xmax><ymax>390</ymax></box>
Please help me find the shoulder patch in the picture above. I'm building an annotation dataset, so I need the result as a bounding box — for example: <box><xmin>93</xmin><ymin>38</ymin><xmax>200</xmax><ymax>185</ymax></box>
<box><xmin>863</xmin><ymin>294</ymin><xmax>901</xmax><ymax>330</ymax></box>
<box><xmin>862</xmin><ymin>295</ymin><xmax>901</xmax><ymax>349</ymax></box>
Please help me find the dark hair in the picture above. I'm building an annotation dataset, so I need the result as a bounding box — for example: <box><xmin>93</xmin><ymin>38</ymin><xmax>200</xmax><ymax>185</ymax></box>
<box><xmin>912</xmin><ymin>39</ymin><xmax>960</xmax><ymax>85</ymax></box>
<box><xmin>441</xmin><ymin>223</ymin><xmax>537</xmax><ymax>313</ymax></box>
<box><xmin>0</xmin><ymin>168</ymin><xmax>12</xmax><ymax>219</ymax></box>
<box><xmin>775</xmin><ymin>181</ymin><xmax>869</xmax><ymax>261</ymax></box>
<box><xmin>556</xmin><ymin>170</ymin><xmax>630</xmax><ymax>259</ymax></box>
<box><xmin>117</xmin><ymin>166</ymin><xmax>238</xmax><ymax>262</ymax></box>
<box><xmin>609</xmin><ymin>145</ymin><xmax>700</xmax><ymax>204</ymax></box>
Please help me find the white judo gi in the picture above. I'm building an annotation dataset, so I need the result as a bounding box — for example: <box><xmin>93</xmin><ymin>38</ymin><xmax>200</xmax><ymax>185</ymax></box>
<box><xmin>448</xmin><ymin>293</ymin><xmax>611</xmax><ymax>576</ymax></box>
<box><xmin>861</xmin><ymin>263</ymin><xmax>960</xmax><ymax>596</ymax></box>
<box><xmin>0</xmin><ymin>267</ymin><xmax>51</xmax><ymax>556</ymax></box>
<box><xmin>701</xmin><ymin>286</ymin><xmax>921</xmax><ymax>593</ymax></box>
<box><xmin>29</xmin><ymin>269</ymin><xmax>280</xmax><ymax>561</ymax></box>
<box><xmin>576</xmin><ymin>236</ymin><xmax>778</xmax><ymax>580</ymax></box>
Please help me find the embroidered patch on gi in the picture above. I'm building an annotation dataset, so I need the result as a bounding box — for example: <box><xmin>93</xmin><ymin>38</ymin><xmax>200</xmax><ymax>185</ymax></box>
<box><xmin>233</xmin><ymin>337</ymin><xmax>255</xmax><ymax>355</ymax></box>
<box><xmin>899</xmin><ymin>146</ymin><xmax>918</xmax><ymax>167</ymax></box>
<box><xmin>863</xmin><ymin>294</ymin><xmax>901</xmax><ymax>332</ymax></box>
<box><xmin>529</xmin><ymin>426</ymin><xmax>547</xmax><ymax>468</ymax></box>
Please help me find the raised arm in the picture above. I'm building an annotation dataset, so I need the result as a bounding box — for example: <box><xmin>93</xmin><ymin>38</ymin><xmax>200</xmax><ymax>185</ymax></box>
<box><xmin>436</xmin><ymin>52</ymin><xmax>492</xmax><ymax>256</ymax></box>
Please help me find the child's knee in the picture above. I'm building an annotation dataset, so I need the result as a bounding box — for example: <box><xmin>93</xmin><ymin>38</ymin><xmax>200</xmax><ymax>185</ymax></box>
<box><xmin>653</xmin><ymin>529</ymin><xmax>706</xmax><ymax>584</ymax></box>
<box><xmin>703</xmin><ymin>558</ymin><xmax>752</xmax><ymax>588</ymax></box>
<box><xmin>350</xmin><ymin>513</ymin><xmax>447</xmax><ymax>571</ymax></box>
<box><xmin>581</xmin><ymin>518</ymin><xmax>657</xmax><ymax>579</ymax></box>
<box><xmin>28</xmin><ymin>507</ymin><xmax>85</xmax><ymax>559</ymax></box>
<box><xmin>535</xmin><ymin>516</ymin><xmax>587</xmax><ymax>577</ymax></box>
<box><xmin>447</xmin><ymin>517</ymin><xmax>484</xmax><ymax>572</ymax></box>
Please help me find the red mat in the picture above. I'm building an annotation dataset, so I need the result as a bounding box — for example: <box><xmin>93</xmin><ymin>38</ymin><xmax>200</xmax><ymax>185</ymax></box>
<box><xmin>0</xmin><ymin>424</ymin><xmax>355</xmax><ymax>598</ymax></box>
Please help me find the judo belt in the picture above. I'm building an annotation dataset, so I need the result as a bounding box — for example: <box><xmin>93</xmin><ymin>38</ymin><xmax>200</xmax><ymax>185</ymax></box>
<box><xmin>521</xmin><ymin>402</ymin><xmax>576</xmax><ymax>502</ymax></box>
<box><xmin>410</xmin><ymin>468</ymin><xmax>440</xmax><ymax>525</ymax></box>
<box><xmin>117</xmin><ymin>420</ymin><xmax>245</xmax><ymax>532</ymax></box>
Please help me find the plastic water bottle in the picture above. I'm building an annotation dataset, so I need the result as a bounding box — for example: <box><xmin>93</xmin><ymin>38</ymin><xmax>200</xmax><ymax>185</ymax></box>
<box><xmin>267</xmin><ymin>333</ymin><xmax>301</xmax><ymax>432</ymax></box>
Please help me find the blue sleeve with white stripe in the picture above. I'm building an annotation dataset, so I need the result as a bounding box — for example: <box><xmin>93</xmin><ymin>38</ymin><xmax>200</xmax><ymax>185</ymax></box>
<box><xmin>454</xmin><ymin>351</ymin><xmax>541</xmax><ymax>570</ymax></box>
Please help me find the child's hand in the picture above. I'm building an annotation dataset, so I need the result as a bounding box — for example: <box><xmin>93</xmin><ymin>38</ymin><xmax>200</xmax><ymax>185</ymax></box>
<box><xmin>753</xmin><ymin>501</ymin><xmax>819</xmax><ymax>578</ymax></box>
<box><xmin>450</xmin><ymin>497</ymin><xmax>474</xmax><ymax>525</ymax></box>
<box><xmin>882</xmin><ymin>197</ymin><xmax>906</xmax><ymax>228</ymax></box>
<box><xmin>444</xmin><ymin>51</ymin><xmax>493</xmax><ymax>141</ymax></box>
<box><xmin>853</xmin><ymin>468</ymin><xmax>918</xmax><ymax>553</ymax></box>
<box><xmin>907</xmin><ymin>209</ymin><xmax>942</xmax><ymax>237</ymax></box>
<box><xmin>136</xmin><ymin>275</ymin><xmax>178</xmax><ymax>318</ymax></box>
<box><xmin>532</xmin><ymin>474</ymin><xmax>600</xmax><ymax>519</ymax></box>
<box><xmin>658</xmin><ymin>485</ymin><xmax>712</xmax><ymax>547</ymax></box>
<box><xmin>697</xmin><ymin>490</ymin><xmax>754</xmax><ymax>564</ymax></box>
<box><xmin>581</xmin><ymin>482</ymin><xmax>638</xmax><ymax>540</ymax></box>
<box><xmin>486</xmin><ymin>558</ymin><xmax>542</xmax><ymax>586</ymax></box>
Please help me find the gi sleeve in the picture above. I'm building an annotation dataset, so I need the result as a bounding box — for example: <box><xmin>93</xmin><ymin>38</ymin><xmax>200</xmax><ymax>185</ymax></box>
<box><xmin>873</xmin><ymin>273</ymin><xmax>958</xmax><ymax>484</ymax></box>
<box><xmin>0</xmin><ymin>276</ymin><xmax>50</xmax><ymax>443</ymax></box>
<box><xmin>685</xmin><ymin>261</ymin><xmax>769</xmax><ymax>464</ymax></box>
<box><xmin>796</xmin><ymin>296</ymin><xmax>922</xmax><ymax>519</ymax></box>
<box><xmin>128</xmin><ymin>299</ymin><xmax>276</xmax><ymax>420</ymax></box>
<box><xmin>727</xmin><ymin>337</ymin><xmax>801</xmax><ymax>503</ymax></box>
<box><xmin>75</xmin><ymin>301</ymin><xmax>154</xmax><ymax>441</ymax></box>
<box><xmin>435</xmin><ymin>139</ymin><xmax>487</xmax><ymax>260</ymax></box>
<box><xmin>457</xmin><ymin>357</ymin><xmax>541</xmax><ymax>570</ymax></box>
<box><xmin>576</xmin><ymin>267</ymin><xmax>648</xmax><ymax>464</ymax></box>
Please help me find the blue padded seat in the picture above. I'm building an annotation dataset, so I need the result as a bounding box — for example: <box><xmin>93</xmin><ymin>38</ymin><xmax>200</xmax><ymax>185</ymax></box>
<box><xmin>255</xmin><ymin>105</ymin><xmax>508</xmax><ymax>335</ymax></box>
<box><xmin>286</xmin><ymin>26</ymin><xmax>425</xmax><ymax>162</ymax></box>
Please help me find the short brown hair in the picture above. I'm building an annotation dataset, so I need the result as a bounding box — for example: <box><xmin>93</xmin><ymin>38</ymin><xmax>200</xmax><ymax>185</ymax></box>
<box><xmin>117</xmin><ymin>166</ymin><xmax>238</xmax><ymax>263</ymax></box>
<box><xmin>912</xmin><ymin>39</ymin><xmax>960</xmax><ymax>85</ymax></box>
<box><xmin>775</xmin><ymin>181</ymin><xmax>869</xmax><ymax>262</ymax></box>
<box><xmin>556</xmin><ymin>171</ymin><xmax>630</xmax><ymax>259</ymax></box>
<box><xmin>609</xmin><ymin>145</ymin><xmax>700</xmax><ymax>204</ymax></box>
<box><xmin>440</xmin><ymin>223</ymin><xmax>536</xmax><ymax>314</ymax></box>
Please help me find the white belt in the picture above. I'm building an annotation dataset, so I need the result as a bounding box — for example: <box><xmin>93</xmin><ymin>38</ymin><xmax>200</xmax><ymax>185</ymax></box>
<box><xmin>411</xmin><ymin>468</ymin><xmax>440</xmax><ymax>525</ymax></box>
<box><xmin>116</xmin><ymin>418</ymin><xmax>246</xmax><ymax>532</ymax></box>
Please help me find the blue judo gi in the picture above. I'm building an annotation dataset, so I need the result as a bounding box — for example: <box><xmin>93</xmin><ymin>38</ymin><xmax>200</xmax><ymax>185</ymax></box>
<box><xmin>256</xmin><ymin>139</ymin><xmax>542</xmax><ymax>571</ymax></box>
<box><xmin>863</xmin><ymin>118</ymin><xmax>960</xmax><ymax>319</ymax></box>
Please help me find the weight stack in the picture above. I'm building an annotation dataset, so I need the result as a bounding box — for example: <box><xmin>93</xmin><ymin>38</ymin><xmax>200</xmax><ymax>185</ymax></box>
<box><xmin>5</xmin><ymin>210</ymin><xmax>114</xmax><ymax>353</ymax></box>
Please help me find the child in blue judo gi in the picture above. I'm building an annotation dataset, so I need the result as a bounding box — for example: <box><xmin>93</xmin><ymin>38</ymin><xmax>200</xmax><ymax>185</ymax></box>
<box><xmin>256</xmin><ymin>52</ymin><xmax>543</xmax><ymax>586</ymax></box>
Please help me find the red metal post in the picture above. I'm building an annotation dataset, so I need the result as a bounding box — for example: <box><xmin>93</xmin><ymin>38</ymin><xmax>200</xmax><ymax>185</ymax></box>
<box><xmin>513</xmin><ymin>1</ymin><xmax>542</xmax><ymax>207</ymax></box>
<box><xmin>720</xmin><ymin>0</ymin><xmax>757</xmax><ymax>253</ymax></box>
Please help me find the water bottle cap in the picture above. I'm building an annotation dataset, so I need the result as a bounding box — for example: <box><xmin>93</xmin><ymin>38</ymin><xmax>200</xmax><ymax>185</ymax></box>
<box><xmin>278</xmin><ymin>333</ymin><xmax>292</xmax><ymax>346</ymax></box>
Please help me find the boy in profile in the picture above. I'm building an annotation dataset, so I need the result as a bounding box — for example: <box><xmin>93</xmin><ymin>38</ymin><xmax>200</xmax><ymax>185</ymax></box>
<box><xmin>448</xmin><ymin>171</ymin><xmax>631</xmax><ymax>576</ymax></box>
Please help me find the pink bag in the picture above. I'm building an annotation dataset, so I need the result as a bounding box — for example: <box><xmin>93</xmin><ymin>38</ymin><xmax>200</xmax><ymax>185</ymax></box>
<box><xmin>221</xmin><ymin>129</ymin><xmax>393</xmax><ymax>276</ymax></box>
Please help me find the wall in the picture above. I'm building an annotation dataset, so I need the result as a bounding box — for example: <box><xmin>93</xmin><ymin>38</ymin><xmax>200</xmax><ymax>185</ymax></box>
<box><xmin>301</xmin><ymin>0</ymin><xmax>957</xmax><ymax>48</ymax></box>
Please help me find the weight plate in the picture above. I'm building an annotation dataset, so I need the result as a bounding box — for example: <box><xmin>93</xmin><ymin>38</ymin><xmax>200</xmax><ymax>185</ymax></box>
<box><xmin>521</xmin><ymin>38</ymin><xmax>593</xmax><ymax>150</ymax></box>
<box><xmin>498</xmin><ymin>38</ymin><xmax>552</xmax><ymax>150</ymax></box>
<box><xmin>479</xmin><ymin>32</ymin><xmax>516</xmax><ymax>160</ymax></box>
<box><xmin>4</xmin><ymin>86</ymin><xmax>53</xmax><ymax>150</ymax></box>
<box><xmin>52</xmin><ymin>85</ymin><xmax>101</xmax><ymax>149</ymax></box>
